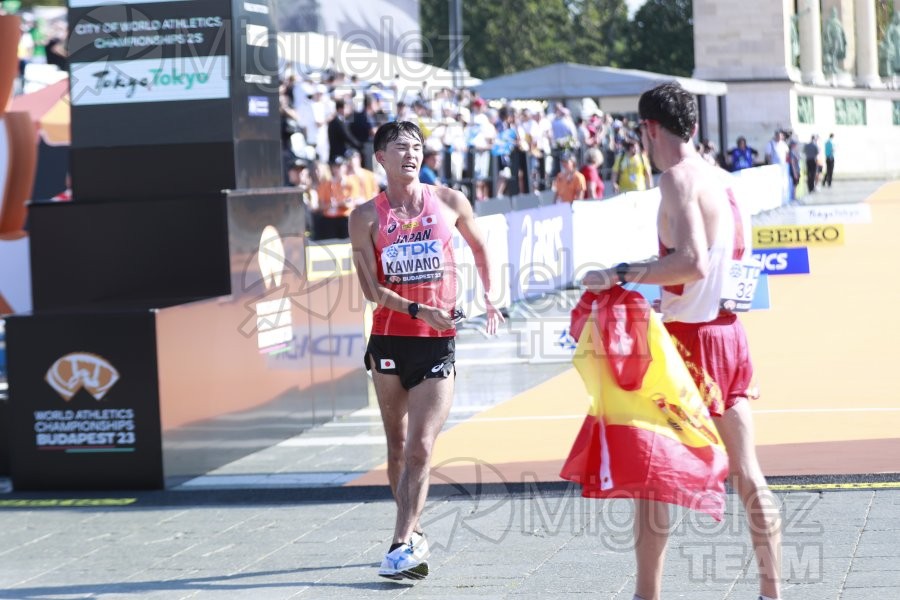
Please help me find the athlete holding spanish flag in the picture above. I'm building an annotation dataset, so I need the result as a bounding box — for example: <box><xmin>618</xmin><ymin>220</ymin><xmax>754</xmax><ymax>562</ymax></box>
<box><xmin>581</xmin><ymin>83</ymin><xmax>782</xmax><ymax>600</ymax></box>
<box><xmin>349</xmin><ymin>120</ymin><xmax>503</xmax><ymax>581</ymax></box>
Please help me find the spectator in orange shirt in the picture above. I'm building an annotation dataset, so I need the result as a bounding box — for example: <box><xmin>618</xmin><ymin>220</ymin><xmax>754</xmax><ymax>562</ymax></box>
<box><xmin>345</xmin><ymin>149</ymin><xmax>380</xmax><ymax>200</ymax></box>
<box><xmin>315</xmin><ymin>157</ymin><xmax>360</xmax><ymax>239</ymax></box>
<box><xmin>553</xmin><ymin>152</ymin><xmax>587</xmax><ymax>203</ymax></box>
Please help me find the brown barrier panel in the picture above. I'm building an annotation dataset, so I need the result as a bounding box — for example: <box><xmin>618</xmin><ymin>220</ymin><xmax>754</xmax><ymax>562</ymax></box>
<box><xmin>0</xmin><ymin>15</ymin><xmax>19</xmax><ymax>111</ymax></box>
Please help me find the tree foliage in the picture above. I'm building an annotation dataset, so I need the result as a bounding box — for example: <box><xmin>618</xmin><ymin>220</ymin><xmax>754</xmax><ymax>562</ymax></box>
<box><xmin>622</xmin><ymin>0</ymin><xmax>693</xmax><ymax>76</ymax></box>
<box><xmin>420</xmin><ymin>0</ymin><xmax>645</xmax><ymax>80</ymax></box>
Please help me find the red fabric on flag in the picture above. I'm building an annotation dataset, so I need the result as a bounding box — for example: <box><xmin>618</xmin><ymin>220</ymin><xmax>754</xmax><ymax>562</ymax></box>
<box><xmin>570</xmin><ymin>288</ymin><xmax>651</xmax><ymax>391</ymax></box>
<box><xmin>562</xmin><ymin>288</ymin><xmax>728</xmax><ymax>520</ymax></box>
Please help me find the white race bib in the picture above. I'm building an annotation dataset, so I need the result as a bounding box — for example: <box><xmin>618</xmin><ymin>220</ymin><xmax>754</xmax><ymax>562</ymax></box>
<box><xmin>720</xmin><ymin>258</ymin><xmax>763</xmax><ymax>312</ymax></box>
<box><xmin>381</xmin><ymin>240</ymin><xmax>444</xmax><ymax>285</ymax></box>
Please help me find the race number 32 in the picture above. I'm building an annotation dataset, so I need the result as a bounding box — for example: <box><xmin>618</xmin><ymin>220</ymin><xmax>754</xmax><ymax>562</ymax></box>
<box><xmin>720</xmin><ymin>258</ymin><xmax>763</xmax><ymax>312</ymax></box>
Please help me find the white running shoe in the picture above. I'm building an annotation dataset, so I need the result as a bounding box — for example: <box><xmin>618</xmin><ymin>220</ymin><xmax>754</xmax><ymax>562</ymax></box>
<box><xmin>410</xmin><ymin>531</ymin><xmax>430</xmax><ymax>560</ymax></box>
<box><xmin>377</xmin><ymin>543</ymin><xmax>429</xmax><ymax>580</ymax></box>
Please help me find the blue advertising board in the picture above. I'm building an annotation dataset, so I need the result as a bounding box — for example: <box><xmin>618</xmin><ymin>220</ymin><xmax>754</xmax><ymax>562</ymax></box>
<box><xmin>506</xmin><ymin>204</ymin><xmax>574</xmax><ymax>302</ymax></box>
<box><xmin>751</xmin><ymin>247</ymin><xmax>810</xmax><ymax>275</ymax></box>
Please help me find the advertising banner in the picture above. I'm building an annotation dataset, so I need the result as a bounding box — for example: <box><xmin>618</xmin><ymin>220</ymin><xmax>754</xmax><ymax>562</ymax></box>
<box><xmin>5</xmin><ymin>312</ymin><xmax>164</xmax><ymax>490</ymax></box>
<box><xmin>506</xmin><ymin>204</ymin><xmax>574</xmax><ymax>302</ymax></box>
<box><xmin>788</xmin><ymin>203</ymin><xmax>871</xmax><ymax>225</ymax></box>
<box><xmin>753</xmin><ymin>224</ymin><xmax>845</xmax><ymax>248</ymax></box>
<box><xmin>571</xmin><ymin>190</ymin><xmax>659</xmax><ymax>272</ymax></box>
<box><xmin>751</xmin><ymin>247</ymin><xmax>811</xmax><ymax>275</ymax></box>
<box><xmin>68</xmin><ymin>0</ymin><xmax>234</xmax><ymax>147</ymax></box>
<box><xmin>66</xmin><ymin>0</ymin><xmax>282</xmax><ymax>198</ymax></box>
<box><xmin>452</xmin><ymin>213</ymin><xmax>510</xmax><ymax>317</ymax></box>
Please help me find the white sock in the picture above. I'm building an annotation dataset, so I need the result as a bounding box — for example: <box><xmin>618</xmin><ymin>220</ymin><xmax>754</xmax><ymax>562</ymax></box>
<box><xmin>760</xmin><ymin>595</ymin><xmax>779</xmax><ymax>600</ymax></box>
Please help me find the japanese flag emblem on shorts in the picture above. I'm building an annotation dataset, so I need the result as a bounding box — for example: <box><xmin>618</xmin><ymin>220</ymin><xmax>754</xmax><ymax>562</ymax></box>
<box><xmin>380</xmin><ymin>359</ymin><xmax>396</xmax><ymax>370</ymax></box>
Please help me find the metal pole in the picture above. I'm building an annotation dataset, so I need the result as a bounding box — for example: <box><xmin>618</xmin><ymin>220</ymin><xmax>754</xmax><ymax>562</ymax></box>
<box><xmin>448</xmin><ymin>0</ymin><xmax>467</xmax><ymax>89</ymax></box>
<box><xmin>696</xmin><ymin>95</ymin><xmax>707</xmax><ymax>145</ymax></box>
<box><xmin>717</xmin><ymin>95</ymin><xmax>728</xmax><ymax>167</ymax></box>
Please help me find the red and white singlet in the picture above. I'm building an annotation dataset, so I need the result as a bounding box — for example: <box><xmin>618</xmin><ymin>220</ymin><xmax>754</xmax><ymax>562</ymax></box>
<box><xmin>371</xmin><ymin>186</ymin><xmax>457</xmax><ymax>337</ymax></box>
<box><xmin>659</xmin><ymin>188</ymin><xmax>748</xmax><ymax>323</ymax></box>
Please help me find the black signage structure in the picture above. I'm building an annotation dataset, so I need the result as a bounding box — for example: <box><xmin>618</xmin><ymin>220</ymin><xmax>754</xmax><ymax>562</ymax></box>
<box><xmin>5</xmin><ymin>312</ymin><xmax>164</xmax><ymax>490</ymax></box>
<box><xmin>67</xmin><ymin>0</ymin><xmax>281</xmax><ymax>199</ymax></box>
<box><xmin>1</xmin><ymin>0</ymin><xmax>374</xmax><ymax>493</ymax></box>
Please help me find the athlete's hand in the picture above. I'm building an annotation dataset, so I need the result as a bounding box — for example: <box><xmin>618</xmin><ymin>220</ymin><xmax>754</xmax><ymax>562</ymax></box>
<box><xmin>484</xmin><ymin>297</ymin><xmax>505</xmax><ymax>336</ymax></box>
<box><xmin>420</xmin><ymin>305</ymin><xmax>455</xmax><ymax>332</ymax></box>
<box><xmin>581</xmin><ymin>269</ymin><xmax>616</xmax><ymax>292</ymax></box>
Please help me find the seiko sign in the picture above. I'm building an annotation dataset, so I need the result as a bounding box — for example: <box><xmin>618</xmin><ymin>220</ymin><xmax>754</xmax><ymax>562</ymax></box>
<box><xmin>752</xmin><ymin>225</ymin><xmax>845</xmax><ymax>248</ymax></box>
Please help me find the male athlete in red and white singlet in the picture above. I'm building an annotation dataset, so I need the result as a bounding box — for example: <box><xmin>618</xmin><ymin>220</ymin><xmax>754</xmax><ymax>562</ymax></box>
<box><xmin>581</xmin><ymin>84</ymin><xmax>782</xmax><ymax>600</ymax></box>
<box><xmin>349</xmin><ymin>120</ymin><xmax>503</xmax><ymax>581</ymax></box>
<box><xmin>369</xmin><ymin>184</ymin><xmax>458</xmax><ymax>338</ymax></box>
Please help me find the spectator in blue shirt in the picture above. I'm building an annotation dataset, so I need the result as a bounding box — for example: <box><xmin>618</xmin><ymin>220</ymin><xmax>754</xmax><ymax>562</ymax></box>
<box><xmin>419</xmin><ymin>147</ymin><xmax>443</xmax><ymax>185</ymax></box>
<box><xmin>823</xmin><ymin>133</ymin><xmax>835</xmax><ymax>187</ymax></box>
<box><xmin>727</xmin><ymin>136</ymin><xmax>758</xmax><ymax>171</ymax></box>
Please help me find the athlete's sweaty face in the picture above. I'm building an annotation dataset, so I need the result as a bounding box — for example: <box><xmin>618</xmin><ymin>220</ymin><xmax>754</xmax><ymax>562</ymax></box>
<box><xmin>379</xmin><ymin>133</ymin><xmax>424</xmax><ymax>180</ymax></box>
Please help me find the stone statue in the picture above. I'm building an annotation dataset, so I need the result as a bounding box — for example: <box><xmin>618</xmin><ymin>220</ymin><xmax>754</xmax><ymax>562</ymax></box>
<box><xmin>822</xmin><ymin>7</ymin><xmax>847</xmax><ymax>76</ymax></box>
<box><xmin>886</xmin><ymin>12</ymin><xmax>900</xmax><ymax>76</ymax></box>
<box><xmin>790</xmin><ymin>14</ymin><xmax>800</xmax><ymax>68</ymax></box>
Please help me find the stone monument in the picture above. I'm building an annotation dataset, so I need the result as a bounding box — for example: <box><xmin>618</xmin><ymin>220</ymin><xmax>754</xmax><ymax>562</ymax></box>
<box><xmin>693</xmin><ymin>0</ymin><xmax>900</xmax><ymax>178</ymax></box>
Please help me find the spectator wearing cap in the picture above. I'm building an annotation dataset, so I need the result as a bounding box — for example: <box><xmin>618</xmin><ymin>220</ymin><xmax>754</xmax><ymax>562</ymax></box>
<box><xmin>553</xmin><ymin>152</ymin><xmax>587</xmax><ymax>204</ymax></box>
<box><xmin>419</xmin><ymin>147</ymin><xmax>443</xmax><ymax>186</ymax></box>
<box><xmin>294</xmin><ymin>82</ymin><xmax>330</xmax><ymax>164</ymax></box>
<box><xmin>327</xmin><ymin>98</ymin><xmax>363</xmax><ymax>165</ymax></box>
<box><xmin>612</xmin><ymin>139</ymin><xmax>652</xmax><ymax>193</ymax></box>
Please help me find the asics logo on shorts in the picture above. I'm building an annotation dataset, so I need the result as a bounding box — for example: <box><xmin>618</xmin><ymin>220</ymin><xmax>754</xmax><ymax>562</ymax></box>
<box><xmin>431</xmin><ymin>363</ymin><xmax>445</xmax><ymax>373</ymax></box>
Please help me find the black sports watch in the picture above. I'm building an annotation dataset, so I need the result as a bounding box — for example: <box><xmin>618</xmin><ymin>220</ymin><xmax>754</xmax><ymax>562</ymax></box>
<box><xmin>407</xmin><ymin>302</ymin><xmax>420</xmax><ymax>319</ymax></box>
<box><xmin>615</xmin><ymin>263</ymin><xmax>630</xmax><ymax>285</ymax></box>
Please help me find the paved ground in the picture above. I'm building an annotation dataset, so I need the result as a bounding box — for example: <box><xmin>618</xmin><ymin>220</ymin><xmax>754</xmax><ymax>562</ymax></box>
<box><xmin>1</xmin><ymin>485</ymin><xmax>899</xmax><ymax>599</ymax></box>
<box><xmin>2</xmin><ymin>178</ymin><xmax>899</xmax><ymax>599</ymax></box>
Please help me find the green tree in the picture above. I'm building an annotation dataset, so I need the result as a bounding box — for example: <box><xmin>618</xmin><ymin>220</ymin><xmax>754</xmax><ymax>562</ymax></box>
<box><xmin>568</xmin><ymin>0</ymin><xmax>631</xmax><ymax>67</ymax></box>
<box><xmin>420</xmin><ymin>0</ymin><xmax>630</xmax><ymax>79</ymax></box>
<box><xmin>8</xmin><ymin>0</ymin><xmax>65</xmax><ymax>9</ymax></box>
<box><xmin>623</xmin><ymin>0</ymin><xmax>693</xmax><ymax>76</ymax></box>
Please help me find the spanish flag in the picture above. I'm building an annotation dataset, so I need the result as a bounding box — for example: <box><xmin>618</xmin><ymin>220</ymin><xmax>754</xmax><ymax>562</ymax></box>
<box><xmin>560</xmin><ymin>288</ymin><xmax>729</xmax><ymax>520</ymax></box>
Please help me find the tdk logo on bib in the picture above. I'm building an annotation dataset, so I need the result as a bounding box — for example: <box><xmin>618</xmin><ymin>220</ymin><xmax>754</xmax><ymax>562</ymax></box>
<box><xmin>751</xmin><ymin>247</ymin><xmax>810</xmax><ymax>275</ymax></box>
<box><xmin>382</xmin><ymin>241</ymin><xmax>444</xmax><ymax>284</ymax></box>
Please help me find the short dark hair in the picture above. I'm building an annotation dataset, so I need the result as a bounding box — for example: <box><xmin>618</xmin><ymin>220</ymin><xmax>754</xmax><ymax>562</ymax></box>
<box><xmin>638</xmin><ymin>82</ymin><xmax>697</xmax><ymax>143</ymax></box>
<box><xmin>373</xmin><ymin>120</ymin><xmax>425</xmax><ymax>152</ymax></box>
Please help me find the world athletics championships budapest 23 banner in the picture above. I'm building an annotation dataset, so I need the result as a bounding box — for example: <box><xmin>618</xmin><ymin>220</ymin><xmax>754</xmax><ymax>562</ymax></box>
<box><xmin>66</xmin><ymin>0</ymin><xmax>234</xmax><ymax>148</ymax></box>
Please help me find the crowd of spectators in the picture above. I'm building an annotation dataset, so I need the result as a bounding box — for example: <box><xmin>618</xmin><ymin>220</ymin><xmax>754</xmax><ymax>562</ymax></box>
<box><xmin>278</xmin><ymin>68</ymin><xmax>669</xmax><ymax>239</ymax></box>
<box><xmin>12</xmin><ymin>11</ymin><xmax>68</xmax><ymax>95</ymax></box>
<box><xmin>724</xmin><ymin>128</ymin><xmax>833</xmax><ymax>202</ymax></box>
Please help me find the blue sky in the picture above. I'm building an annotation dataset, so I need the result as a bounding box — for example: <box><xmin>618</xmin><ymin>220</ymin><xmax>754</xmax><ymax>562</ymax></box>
<box><xmin>626</xmin><ymin>0</ymin><xmax>647</xmax><ymax>18</ymax></box>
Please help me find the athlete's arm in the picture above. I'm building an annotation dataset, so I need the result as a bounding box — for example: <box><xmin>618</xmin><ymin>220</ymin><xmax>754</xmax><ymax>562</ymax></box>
<box><xmin>349</xmin><ymin>201</ymin><xmax>454</xmax><ymax>332</ymax></box>
<box><xmin>436</xmin><ymin>187</ymin><xmax>505</xmax><ymax>335</ymax></box>
<box><xmin>582</xmin><ymin>169</ymin><xmax>709</xmax><ymax>291</ymax></box>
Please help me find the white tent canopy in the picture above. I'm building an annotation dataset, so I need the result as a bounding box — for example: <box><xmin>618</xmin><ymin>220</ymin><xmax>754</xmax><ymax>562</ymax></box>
<box><xmin>475</xmin><ymin>62</ymin><xmax>727</xmax><ymax>100</ymax></box>
<box><xmin>278</xmin><ymin>32</ymin><xmax>481</xmax><ymax>99</ymax></box>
